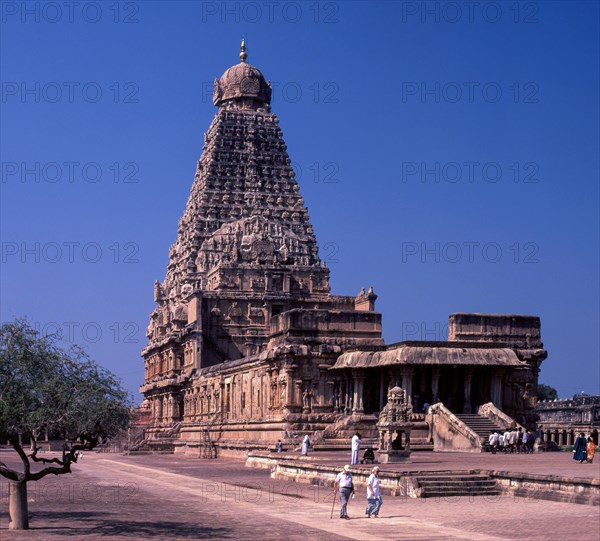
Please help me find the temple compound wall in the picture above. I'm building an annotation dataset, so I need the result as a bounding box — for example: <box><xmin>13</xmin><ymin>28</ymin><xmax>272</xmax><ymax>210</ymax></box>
<box><xmin>139</xmin><ymin>44</ymin><xmax>548</xmax><ymax>454</ymax></box>
<box><xmin>535</xmin><ymin>396</ymin><xmax>600</xmax><ymax>446</ymax></box>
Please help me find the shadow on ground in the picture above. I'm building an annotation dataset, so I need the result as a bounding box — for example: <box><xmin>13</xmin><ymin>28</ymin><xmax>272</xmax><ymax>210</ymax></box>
<box><xmin>26</xmin><ymin>511</ymin><xmax>232</xmax><ymax>538</ymax></box>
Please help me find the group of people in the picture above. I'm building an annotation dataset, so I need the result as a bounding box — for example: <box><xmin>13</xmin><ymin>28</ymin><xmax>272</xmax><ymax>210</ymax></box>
<box><xmin>572</xmin><ymin>433</ymin><xmax>596</xmax><ymax>464</ymax></box>
<box><xmin>488</xmin><ymin>427</ymin><xmax>536</xmax><ymax>454</ymax></box>
<box><xmin>333</xmin><ymin>465</ymin><xmax>382</xmax><ymax>520</ymax></box>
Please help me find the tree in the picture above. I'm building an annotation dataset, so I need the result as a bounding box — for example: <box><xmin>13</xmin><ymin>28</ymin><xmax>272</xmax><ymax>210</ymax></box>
<box><xmin>537</xmin><ymin>383</ymin><xmax>558</xmax><ymax>401</ymax></box>
<box><xmin>0</xmin><ymin>319</ymin><xmax>131</xmax><ymax>530</ymax></box>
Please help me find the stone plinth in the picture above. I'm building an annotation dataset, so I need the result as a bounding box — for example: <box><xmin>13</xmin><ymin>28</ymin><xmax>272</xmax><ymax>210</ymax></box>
<box><xmin>376</xmin><ymin>386</ymin><xmax>413</xmax><ymax>463</ymax></box>
<box><xmin>378</xmin><ymin>448</ymin><xmax>411</xmax><ymax>463</ymax></box>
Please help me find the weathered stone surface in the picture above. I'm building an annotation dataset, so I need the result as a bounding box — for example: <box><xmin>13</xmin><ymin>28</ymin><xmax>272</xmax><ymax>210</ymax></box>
<box><xmin>140</xmin><ymin>44</ymin><xmax>383</xmax><ymax>451</ymax></box>
<box><xmin>535</xmin><ymin>395</ymin><xmax>600</xmax><ymax>447</ymax></box>
<box><xmin>377</xmin><ymin>386</ymin><xmax>413</xmax><ymax>462</ymax></box>
<box><xmin>139</xmin><ymin>43</ymin><xmax>550</xmax><ymax>454</ymax></box>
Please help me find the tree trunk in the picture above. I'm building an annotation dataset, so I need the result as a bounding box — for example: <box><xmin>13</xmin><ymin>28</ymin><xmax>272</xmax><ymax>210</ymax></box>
<box><xmin>8</xmin><ymin>480</ymin><xmax>29</xmax><ymax>530</ymax></box>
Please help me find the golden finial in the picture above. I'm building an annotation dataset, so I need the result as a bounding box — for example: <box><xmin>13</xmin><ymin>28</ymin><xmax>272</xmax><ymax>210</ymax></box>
<box><xmin>240</xmin><ymin>37</ymin><xmax>247</xmax><ymax>63</ymax></box>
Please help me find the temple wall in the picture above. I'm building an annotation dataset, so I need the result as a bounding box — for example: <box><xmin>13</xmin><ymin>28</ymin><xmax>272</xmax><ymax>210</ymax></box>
<box><xmin>448</xmin><ymin>313</ymin><xmax>542</xmax><ymax>348</ymax></box>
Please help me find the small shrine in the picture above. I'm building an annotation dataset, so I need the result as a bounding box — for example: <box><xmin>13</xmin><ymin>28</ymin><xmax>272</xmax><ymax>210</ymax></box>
<box><xmin>377</xmin><ymin>386</ymin><xmax>413</xmax><ymax>463</ymax></box>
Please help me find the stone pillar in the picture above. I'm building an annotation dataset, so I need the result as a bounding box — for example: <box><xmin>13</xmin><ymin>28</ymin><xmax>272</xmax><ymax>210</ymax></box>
<box><xmin>352</xmin><ymin>370</ymin><xmax>365</xmax><ymax>414</ymax></box>
<box><xmin>167</xmin><ymin>396</ymin><xmax>173</xmax><ymax>421</ymax></box>
<box><xmin>379</xmin><ymin>375</ymin><xmax>386</xmax><ymax>411</ymax></box>
<box><xmin>400</xmin><ymin>368</ymin><xmax>414</xmax><ymax>404</ymax></box>
<box><xmin>491</xmin><ymin>370</ymin><xmax>504</xmax><ymax>407</ymax></box>
<box><xmin>220</xmin><ymin>381</ymin><xmax>225</xmax><ymax>416</ymax></box>
<box><xmin>317</xmin><ymin>366</ymin><xmax>328</xmax><ymax>408</ymax></box>
<box><xmin>345</xmin><ymin>376</ymin><xmax>353</xmax><ymax>414</ymax></box>
<box><xmin>230</xmin><ymin>379</ymin><xmax>235</xmax><ymax>419</ymax></box>
<box><xmin>156</xmin><ymin>395</ymin><xmax>163</xmax><ymax>423</ymax></box>
<box><xmin>431</xmin><ymin>368</ymin><xmax>441</xmax><ymax>403</ymax></box>
<box><xmin>463</xmin><ymin>368</ymin><xmax>474</xmax><ymax>413</ymax></box>
<box><xmin>279</xmin><ymin>363</ymin><xmax>300</xmax><ymax>413</ymax></box>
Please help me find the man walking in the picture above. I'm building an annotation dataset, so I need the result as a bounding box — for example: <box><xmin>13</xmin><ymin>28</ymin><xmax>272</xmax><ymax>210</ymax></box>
<box><xmin>488</xmin><ymin>430</ymin><xmax>499</xmax><ymax>454</ymax></box>
<box><xmin>334</xmin><ymin>465</ymin><xmax>354</xmax><ymax>519</ymax></box>
<box><xmin>351</xmin><ymin>432</ymin><xmax>361</xmax><ymax>465</ymax></box>
<box><xmin>365</xmin><ymin>466</ymin><xmax>382</xmax><ymax>518</ymax></box>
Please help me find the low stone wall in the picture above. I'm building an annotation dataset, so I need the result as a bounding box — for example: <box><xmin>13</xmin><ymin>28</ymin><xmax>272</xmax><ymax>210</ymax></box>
<box><xmin>246</xmin><ymin>453</ymin><xmax>476</xmax><ymax>498</ymax></box>
<box><xmin>246</xmin><ymin>452</ymin><xmax>600</xmax><ymax>505</ymax></box>
<box><xmin>487</xmin><ymin>470</ymin><xmax>600</xmax><ymax>506</ymax></box>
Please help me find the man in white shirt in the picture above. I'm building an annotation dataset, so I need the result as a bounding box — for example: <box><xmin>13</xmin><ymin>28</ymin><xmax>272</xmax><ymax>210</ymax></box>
<box><xmin>522</xmin><ymin>430</ymin><xmax>529</xmax><ymax>453</ymax></box>
<box><xmin>334</xmin><ymin>465</ymin><xmax>354</xmax><ymax>519</ymax></box>
<box><xmin>509</xmin><ymin>428</ymin><xmax>518</xmax><ymax>453</ymax></box>
<box><xmin>351</xmin><ymin>433</ymin><xmax>361</xmax><ymax>465</ymax></box>
<box><xmin>488</xmin><ymin>430</ymin><xmax>500</xmax><ymax>454</ymax></box>
<box><xmin>365</xmin><ymin>466</ymin><xmax>382</xmax><ymax>518</ymax></box>
<box><xmin>503</xmin><ymin>430</ymin><xmax>511</xmax><ymax>452</ymax></box>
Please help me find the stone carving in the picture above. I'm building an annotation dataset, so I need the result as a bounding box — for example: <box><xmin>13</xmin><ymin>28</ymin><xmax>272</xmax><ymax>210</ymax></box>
<box><xmin>377</xmin><ymin>386</ymin><xmax>413</xmax><ymax>463</ymax></box>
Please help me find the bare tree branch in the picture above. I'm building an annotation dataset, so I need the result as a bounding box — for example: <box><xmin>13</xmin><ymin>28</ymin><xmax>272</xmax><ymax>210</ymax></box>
<box><xmin>8</xmin><ymin>435</ymin><xmax>30</xmax><ymax>479</ymax></box>
<box><xmin>0</xmin><ymin>464</ymin><xmax>18</xmax><ymax>481</ymax></box>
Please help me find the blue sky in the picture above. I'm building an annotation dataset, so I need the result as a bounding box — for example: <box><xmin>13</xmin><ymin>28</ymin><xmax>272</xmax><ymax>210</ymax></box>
<box><xmin>1</xmin><ymin>1</ymin><xmax>598</xmax><ymax>402</ymax></box>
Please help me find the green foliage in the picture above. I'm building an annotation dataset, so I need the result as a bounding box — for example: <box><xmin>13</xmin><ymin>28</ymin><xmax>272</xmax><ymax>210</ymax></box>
<box><xmin>537</xmin><ymin>383</ymin><xmax>558</xmax><ymax>401</ymax></box>
<box><xmin>0</xmin><ymin>319</ymin><xmax>131</xmax><ymax>479</ymax></box>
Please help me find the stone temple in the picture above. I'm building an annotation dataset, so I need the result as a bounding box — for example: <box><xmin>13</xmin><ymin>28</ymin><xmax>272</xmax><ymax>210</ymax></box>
<box><xmin>139</xmin><ymin>43</ymin><xmax>548</xmax><ymax>456</ymax></box>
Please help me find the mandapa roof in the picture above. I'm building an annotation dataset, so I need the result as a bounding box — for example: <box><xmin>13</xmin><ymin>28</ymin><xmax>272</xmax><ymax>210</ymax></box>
<box><xmin>332</xmin><ymin>345</ymin><xmax>525</xmax><ymax>370</ymax></box>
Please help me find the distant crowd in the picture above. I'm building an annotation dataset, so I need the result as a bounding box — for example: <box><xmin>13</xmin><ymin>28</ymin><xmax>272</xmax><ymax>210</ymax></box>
<box><xmin>488</xmin><ymin>427</ymin><xmax>537</xmax><ymax>454</ymax></box>
<box><xmin>487</xmin><ymin>427</ymin><xmax>596</xmax><ymax>463</ymax></box>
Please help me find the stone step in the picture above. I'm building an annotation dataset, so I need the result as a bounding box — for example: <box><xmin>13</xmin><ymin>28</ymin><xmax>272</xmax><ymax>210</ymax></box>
<box><xmin>459</xmin><ymin>421</ymin><xmax>500</xmax><ymax>425</ymax></box>
<box><xmin>421</xmin><ymin>489</ymin><xmax>501</xmax><ymax>498</ymax></box>
<box><xmin>418</xmin><ymin>481</ymin><xmax>498</xmax><ymax>489</ymax></box>
<box><xmin>414</xmin><ymin>469</ymin><xmax>499</xmax><ymax>499</ymax></box>
<box><xmin>454</xmin><ymin>414</ymin><xmax>505</xmax><ymax>442</ymax></box>
<box><xmin>417</xmin><ymin>477</ymin><xmax>492</xmax><ymax>484</ymax></box>
<box><xmin>462</xmin><ymin>422</ymin><xmax>501</xmax><ymax>427</ymax></box>
<box><xmin>417</xmin><ymin>475</ymin><xmax>492</xmax><ymax>482</ymax></box>
<box><xmin>410</xmin><ymin>443</ymin><xmax>434</xmax><ymax>451</ymax></box>
<box><xmin>127</xmin><ymin>450</ymin><xmax>174</xmax><ymax>455</ymax></box>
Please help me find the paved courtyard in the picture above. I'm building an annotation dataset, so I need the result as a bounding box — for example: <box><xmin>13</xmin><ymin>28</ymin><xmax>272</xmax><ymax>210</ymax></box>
<box><xmin>0</xmin><ymin>450</ymin><xmax>598</xmax><ymax>540</ymax></box>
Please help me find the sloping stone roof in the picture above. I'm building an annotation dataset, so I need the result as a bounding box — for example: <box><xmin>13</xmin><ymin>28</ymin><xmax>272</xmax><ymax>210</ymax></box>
<box><xmin>332</xmin><ymin>345</ymin><xmax>524</xmax><ymax>369</ymax></box>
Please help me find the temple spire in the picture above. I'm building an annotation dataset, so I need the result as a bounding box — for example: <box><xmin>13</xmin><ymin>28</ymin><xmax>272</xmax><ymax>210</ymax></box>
<box><xmin>240</xmin><ymin>37</ymin><xmax>247</xmax><ymax>63</ymax></box>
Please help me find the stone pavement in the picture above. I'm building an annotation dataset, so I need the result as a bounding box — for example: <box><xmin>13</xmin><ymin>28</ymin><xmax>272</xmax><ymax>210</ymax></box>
<box><xmin>0</xmin><ymin>450</ymin><xmax>598</xmax><ymax>541</ymax></box>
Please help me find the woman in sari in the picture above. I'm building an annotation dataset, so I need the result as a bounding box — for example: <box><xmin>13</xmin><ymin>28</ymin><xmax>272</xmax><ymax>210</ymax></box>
<box><xmin>572</xmin><ymin>433</ymin><xmax>587</xmax><ymax>463</ymax></box>
<box><xmin>586</xmin><ymin>436</ymin><xmax>596</xmax><ymax>464</ymax></box>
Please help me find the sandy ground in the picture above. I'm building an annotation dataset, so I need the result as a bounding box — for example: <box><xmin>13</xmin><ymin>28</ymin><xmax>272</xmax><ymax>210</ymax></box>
<box><xmin>0</xmin><ymin>450</ymin><xmax>598</xmax><ymax>541</ymax></box>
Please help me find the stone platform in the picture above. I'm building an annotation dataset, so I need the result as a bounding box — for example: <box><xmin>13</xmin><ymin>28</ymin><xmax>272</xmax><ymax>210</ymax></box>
<box><xmin>246</xmin><ymin>450</ymin><xmax>600</xmax><ymax>505</ymax></box>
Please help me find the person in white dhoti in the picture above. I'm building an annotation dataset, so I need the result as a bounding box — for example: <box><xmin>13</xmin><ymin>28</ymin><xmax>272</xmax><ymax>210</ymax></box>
<box><xmin>351</xmin><ymin>433</ymin><xmax>361</xmax><ymax>465</ymax></box>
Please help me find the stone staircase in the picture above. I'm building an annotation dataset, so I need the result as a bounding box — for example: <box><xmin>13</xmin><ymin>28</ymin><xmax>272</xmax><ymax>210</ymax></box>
<box><xmin>129</xmin><ymin>423</ymin><xmax>181</xmax><ymax>454</ymax></box>
<box><xmin>312</xmin><ymin>437</ymin><xmax>379</xmax><ymax>451</ymax></box>
<box><xmin>312</xmin><ymin>414</ymin><xmax>378</xmax><ymax>451</ymax></box>
<box><xmin>312</xmin><ymin>413</ymin><xmax>434</xmax><ymax>452</ymax></box>
<box><xmin>414</xmin><ymin>472</ymin><xmax>500</xmax><ymax>498</ymax></box>
<box><xmin>455</xmin><ymin>414</ymin><xmax>504</xmax><ymax>447</ymax></box>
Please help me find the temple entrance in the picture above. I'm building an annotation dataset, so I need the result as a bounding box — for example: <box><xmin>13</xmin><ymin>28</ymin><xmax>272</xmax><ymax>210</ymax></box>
<box><xmin>363</xmin><ymin>369</ymin><xmax>384</xmax><ymax>414</ymax></box>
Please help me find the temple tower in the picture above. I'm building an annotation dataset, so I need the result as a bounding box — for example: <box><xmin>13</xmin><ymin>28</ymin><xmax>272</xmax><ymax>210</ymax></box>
<box><xmin>140</xmin><ymin>43</ymin><xmax>383</xmax><ymax>448</ymax></box>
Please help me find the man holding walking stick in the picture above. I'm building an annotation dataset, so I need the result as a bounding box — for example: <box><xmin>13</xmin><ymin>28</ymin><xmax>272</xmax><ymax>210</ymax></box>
<box><xmin>333</xmin><ymin>465</ymin><xmax>354</xmax><ymax>519</ymax></box>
